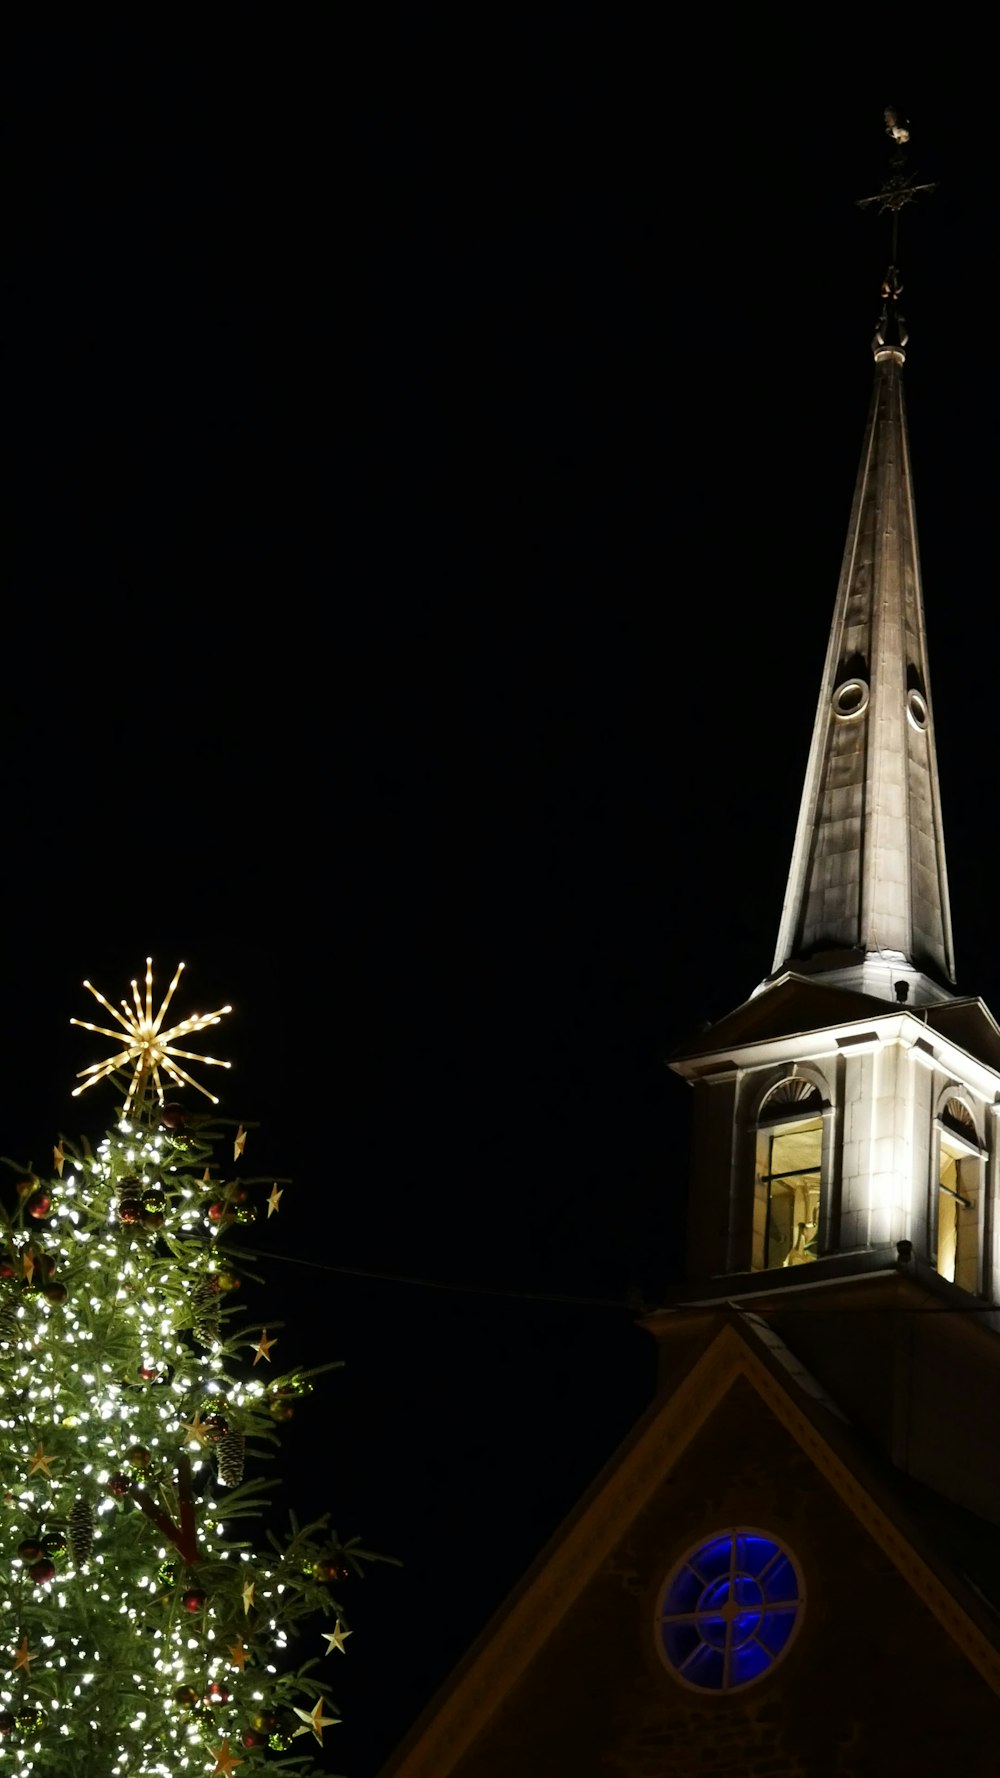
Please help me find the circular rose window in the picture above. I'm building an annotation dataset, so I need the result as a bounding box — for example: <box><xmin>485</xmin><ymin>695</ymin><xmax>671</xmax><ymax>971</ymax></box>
<box><xmin>656</xmin><ymin>1529</ymin><xmax>804</xmax><ymax>1691</ymax></box>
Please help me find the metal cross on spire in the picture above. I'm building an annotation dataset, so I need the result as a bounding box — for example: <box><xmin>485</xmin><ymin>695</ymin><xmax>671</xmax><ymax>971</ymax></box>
<box><xmin>857</xmin><ymin>106</ymin><xmax>937</xmax><ymax>266</ymax></box>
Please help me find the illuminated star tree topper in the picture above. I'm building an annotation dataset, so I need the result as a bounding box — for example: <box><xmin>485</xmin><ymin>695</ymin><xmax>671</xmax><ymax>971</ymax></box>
<box><xmin>70</xmin><ymin>956</ymin><xmax>232</xmax><ymax>1112</ymax></box>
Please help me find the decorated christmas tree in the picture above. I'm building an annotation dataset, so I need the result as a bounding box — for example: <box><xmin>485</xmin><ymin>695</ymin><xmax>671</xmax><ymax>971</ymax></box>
<box><xmin>0</xmin><ymin>960</ymin><xmax>380</xmax><ymax>1774</ymax></box>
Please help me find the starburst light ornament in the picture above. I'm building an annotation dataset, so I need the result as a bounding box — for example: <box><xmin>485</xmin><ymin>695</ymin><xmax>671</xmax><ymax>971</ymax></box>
<box><xmin>71</xmin><ymin>956</ymin><xmax>232</xmax><ymax>1112</ymax></box>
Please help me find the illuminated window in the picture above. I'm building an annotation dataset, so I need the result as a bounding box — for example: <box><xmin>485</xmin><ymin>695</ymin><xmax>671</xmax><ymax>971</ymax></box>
<box><xmin>935</xmin><ymin>1098</ymin><xmax>982</xmax><ymax>1293</ymax></box>
<box><xmin>753</xmin><ymin>1080</ymin><xmax>824</xmax><ymax>1271</ymax></box>
<box><xmin>656</xmin><ymin>1530</ymin><xmax>804</xmax><ymax>1691</ymax></box>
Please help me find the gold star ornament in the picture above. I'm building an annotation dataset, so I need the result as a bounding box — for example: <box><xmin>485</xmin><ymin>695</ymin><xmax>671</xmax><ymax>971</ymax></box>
<box><xmin>292</xmin><ymin>1697</ymin><xmax>340</xmax><ymax>1745</ymax></box>
<box><xmin>227</xmin><ymin>1638</ymin><xmax>249</xmax><ymax>1672</ymax></box>
<box><xmin>267</xmin><ymin>1183</ymin><xmax>283</xmax><ymax>1217</ymax></box>
<box><xmin>322</xmin><ymin>1619</ymin><xmax>352</xmax><ymax>1655</ymax></box>
<box><xmin>210</xmin><ymin>1739</ymin><xmax>243</xmax><ymax>1776</ymax></box>
<box><xmin>27</xmin><ymin>1442</ymin><xmax>56</xmax><ymax>1478</ymax></box>
<box><xmin>233</xmin><ymin>1124</ymin><xmax>247</xmax><ymax>1159</ymax></box>
<box><xmin>241</xmin><ymin>1578</ymin><xmax>255</xmax><ymax>1616</ymax></box>
<box><xmin>13</xmin><ymin>1635</ymin><xmax>37</xmax><ymax>1674</ymax></box>
<box><xmin>252</xmin><ymin>1329</ymin><xmax>277</xmax><ymax>1365</ymax></box>
<box><xmin>71</xmin><ymin>957</ymin><xmax>232</xmax><ymax>1113</ymax></box>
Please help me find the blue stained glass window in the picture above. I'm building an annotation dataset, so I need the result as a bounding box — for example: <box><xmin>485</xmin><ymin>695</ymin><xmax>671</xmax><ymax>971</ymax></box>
<box><xmin>656</xmin><ymin>1530</ymin><xmax>803</xmax><ymax>1691</ymax></box>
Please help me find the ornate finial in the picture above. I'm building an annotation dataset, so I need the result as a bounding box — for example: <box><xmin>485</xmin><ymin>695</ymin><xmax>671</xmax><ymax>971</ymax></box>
<box><xmin>857</xmin><ymin>108</ymin><xmax>936</xmax><ymax>362</ymax></box>
<box><xmin>857</xmin><ymin>108</ymin><xmax>936</xmax><ymax>221</ymax></box>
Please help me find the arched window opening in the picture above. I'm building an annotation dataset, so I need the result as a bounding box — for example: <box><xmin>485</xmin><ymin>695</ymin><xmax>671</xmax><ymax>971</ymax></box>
<box><xmin>753</xmin><ymin>1080</ymin><xmax>824</xmax><ymax>1272</ymax></box>
<box><xmin>935</xmin><ymin>1103</ymin><xmax>983</xmax><ymax>1293</ymax></box>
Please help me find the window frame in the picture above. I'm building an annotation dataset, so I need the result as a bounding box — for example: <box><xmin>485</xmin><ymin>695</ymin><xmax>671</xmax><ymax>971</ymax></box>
<box><xmin>749</xmin><ymin>1070</ymin><xmax>832</xmax><ymax>1273</ymax></box>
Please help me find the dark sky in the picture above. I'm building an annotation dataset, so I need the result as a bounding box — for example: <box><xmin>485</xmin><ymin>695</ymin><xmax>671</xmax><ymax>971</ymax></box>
<box><xmin>4</xmin><ymin>24</ymin><xmax>997</xmax><ymax>1775</ymax></box>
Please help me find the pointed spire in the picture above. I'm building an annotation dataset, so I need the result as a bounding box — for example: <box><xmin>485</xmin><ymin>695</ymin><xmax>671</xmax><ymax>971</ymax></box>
<box><xmin>772</xmin><ymin>120</ymin><xmax>954</xmax><ymax>1005</ymax></box>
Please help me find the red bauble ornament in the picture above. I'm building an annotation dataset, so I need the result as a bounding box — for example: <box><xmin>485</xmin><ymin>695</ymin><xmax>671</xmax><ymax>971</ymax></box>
<box><xmin>205</xmin><ymin>1681</ymin><xmax>230</xmax><ymax>1706</ymax></box>
<box><xmin>44</xmin><ymin>1282</ymin><xmax>68</xmax><ymax>1305</ymax></box>
<box><xmin>106</xmin><ymin>1472</ymin><xmax>131</xmax><ymax>1498</ymax></box>
<box><xmin>26</xmin><ymin>1189</ymin><xmax>52</xmax><ymax>1220</ymax></box>
<box><xmin>138</xmin><ymin>1363</ymin><xmax>162</xmax><ymax>1382</ymax></box>
<box><xmin>242</xmin><ymin>1728</ymin><xmax>266</xmax><ymax>1748</ymax></box>
<box><xmin>173</xmin><ymin>1684</ymin><xmax>199</xmax><ymax>1707</ymax></box>
<box><xmin>313</xmin><ymin>1555</ymin><xmax>350</xmax><ymax>1583</ymax></box>
<box><xmin>18</xmin><ymin>1539</ymin><xmax>43</xmax><ymax>1563</ymax></box>
<box><xmin>29</xmin><ymin>1557</ymin><xmax>56</xmax><ymax>1585</ymax></box>
<box><xmin>126</xmin><ymin>1444</ymin><xmax>152</xmax><ymax>1469</ymax></box>
<box><xmin>270</xmin><ymin>1398</ymin><xmax>294</xmax><ymax>1422</ymax></box>
<box><xmin>142</xmin><ymin>1210</ymin><xmax>165</xmax><ymax>1230</ymax></box>
<box><xmin>0</xmin><ymin>1711</ymin><xmax>14</xmax><ymax>1736</ymax></box>
<box><xmin>118</xmin><ymin>1198</ymin><xmax>143</xmax><ymax>1225</ymax></box>
<box><xmin>181</xmin><ymin>1587</ymin><xmax>207</xmax><ymax>1613</ymax></box>
<box><xmin>159</xmin><ymin>1103</ymin><xmax>186</xmax><ymax>1130</ymax></box>
<box><xmin>207</xmin><ymin>1202</ymin><xmax>227</xmax><ymax>1224</ymax></box>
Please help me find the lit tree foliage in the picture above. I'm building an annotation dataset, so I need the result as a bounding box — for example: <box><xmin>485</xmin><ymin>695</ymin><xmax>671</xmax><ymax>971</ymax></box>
<box><xmin>0</xmin><ymin>970</ymin><xmax>383</xmax><ymax>1773</ymax></box>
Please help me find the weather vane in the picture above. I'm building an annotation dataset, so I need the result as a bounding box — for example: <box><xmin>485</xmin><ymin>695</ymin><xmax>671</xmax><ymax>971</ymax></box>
<box><xmin>857</xmin><ymin>106</ymin><xmax>937</xmax><ymax>265</ymax></box>
<box><xmin>71</xmin><ymin>957</ymin><xmax>232</xmax><ymax>1114</ymax></box>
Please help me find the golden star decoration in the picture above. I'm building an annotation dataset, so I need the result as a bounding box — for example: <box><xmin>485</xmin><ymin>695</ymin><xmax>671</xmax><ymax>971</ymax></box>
<box><xmin>233</xmin><ymin>1124</ymin><xmax>247</xmax><ymax>1159</ymax></box>
<box><xmin>53</xmin><ymin>1141</ymin><xmax>65</xmax><ymax>1177</ymax></box>
<box><xmin>252</xmin><ymin>1329</ymin><xmax>277</xmax><ymax>1365</ymax></box>
<box><xmin>13</xmin><ymin>1635</ymin><xmax>37</xmax><ymax>1674</ymax></box>
<box><xmin>210</xmin><ymin>1738</ymin><xmax>243</xmax><ymax>1776</ymax></box>
<box><xmin>27</xmin><ymin>1442</ymin><xmax>56</xmax><ymax>1478</ymax></box>
<box><xmin>322</xmin><ymin>1619</ymin><xmax>352</xmax><ymax>1655</ymax></box>
<box><xmin>71</xmin><ymin>957</ymin><xmax>232</xmax><ymax>1113</ymax></box>
<box><xmin>227</xmin><ymin>1637</ymin><xmax>249</xmax><ymax>1672</ymax></box>
<box><xmin>241</xmin><ymin>1579</ymin><xmax>255</xmax><ymax>1616</ymax></box>
<box><xmin>181</xmin><ymin>1410</ymin><xmax>210</xmax><ymax>1446</ymax></box>
<box><xmin>292</xmin><ymin>1697</ymin><xmax>340</xmax><ymax>1745</ymax></box>
<box><xmin>22</xmin><ymin>1251</ymin><xmax>35</xmax><ymax>1286</ymax></box>
<box><xmin>267</xmin><ymin>1183</ymin><xmax>283</xmax><ymax>1217</ymax></box>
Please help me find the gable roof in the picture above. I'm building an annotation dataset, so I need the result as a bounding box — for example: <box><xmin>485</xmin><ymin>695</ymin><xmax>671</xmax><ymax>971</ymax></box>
<box><xmin>925</xmin><ymin>997</ymin><xmax>1000</xmax><ymax>1073</ymax></box>
<box><xmin>669</xmin><ymin>975</ymin><xmax>897</xmax><ymax>1062</ymax></box>
<box><xmin>380</xmin><ymin>1312</ymin><xmax>1000</xmax><ymax>1777</ymax></box>
<box><xmin>668</xmin><ymin>976</ymin><xmax>1000</xmax><ymax>1092</ymax></box>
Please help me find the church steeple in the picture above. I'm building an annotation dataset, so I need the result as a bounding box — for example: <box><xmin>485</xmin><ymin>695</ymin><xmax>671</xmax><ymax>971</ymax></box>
<box><xmin>772</xmin><ymin>118</ymin><xmax>954</xmax><ymax>1005</ymax></box>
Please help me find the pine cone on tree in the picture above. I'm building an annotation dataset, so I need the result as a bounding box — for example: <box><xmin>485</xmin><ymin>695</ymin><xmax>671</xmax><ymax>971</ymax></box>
<box><xmin>70</xmin><ymin>1497</ymin><xmax>94</xmax><ymax>1567</ymax></box>
<box><xmin>190</xmin><ymin>1278</ymin><xmax>220</xmax><ymax>1348</ymax></box>
<box><xmin>216</xmin><ymin>1428</ymin><xmax>245</xmax><ymax>1488</ymax></box>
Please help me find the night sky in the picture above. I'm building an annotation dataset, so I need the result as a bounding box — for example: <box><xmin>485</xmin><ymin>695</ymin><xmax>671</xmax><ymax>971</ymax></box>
<box><xmin>4</xmin><ymin>26</ymin><xmax>998</xmax><ymax>1775</ymax></box>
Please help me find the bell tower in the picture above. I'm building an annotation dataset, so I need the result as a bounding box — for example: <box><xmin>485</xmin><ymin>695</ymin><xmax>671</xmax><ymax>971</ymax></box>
<box><xmin>670</xmin><ymin>116</ymin><xmax>1000</xmax><ymax>1311</ymax></box>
